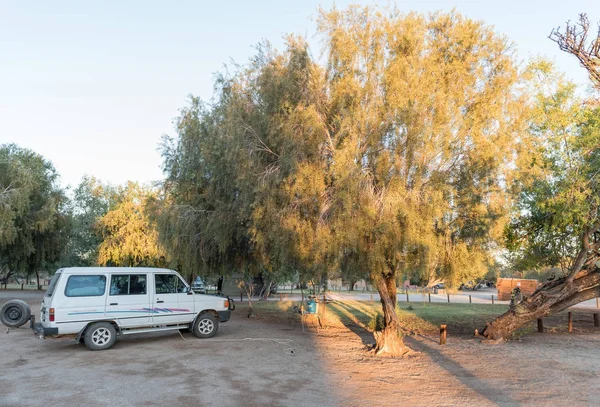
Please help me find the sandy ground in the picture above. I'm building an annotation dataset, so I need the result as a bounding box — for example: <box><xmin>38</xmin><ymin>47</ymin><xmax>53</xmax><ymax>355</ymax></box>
<box><xmin>2</xmin><ymin>292</ymin><xmax>600</xmax><ymax>406</ymax></box>
<box><xmin>316</xmin><ymin>323</ymin><xmax>600</xmax><ymax>407</ymax></box>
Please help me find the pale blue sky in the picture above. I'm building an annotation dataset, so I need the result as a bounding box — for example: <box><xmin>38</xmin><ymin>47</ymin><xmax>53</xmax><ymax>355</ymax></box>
<box><xmin>1</xmin><ymin>0</ymin><xmax>598</xmax><ymax>189</ymax></box>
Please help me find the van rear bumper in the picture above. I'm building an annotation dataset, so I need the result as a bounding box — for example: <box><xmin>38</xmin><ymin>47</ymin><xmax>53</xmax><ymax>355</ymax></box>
<box><xmin>33</xmin><ymin>322</ymin><xmax>58</xmax><ymax>337</ymax></box>
<box><xmin>218</xmin><ymin>310</ymin><xmax>231</xmax><ymax>323</ymax></box>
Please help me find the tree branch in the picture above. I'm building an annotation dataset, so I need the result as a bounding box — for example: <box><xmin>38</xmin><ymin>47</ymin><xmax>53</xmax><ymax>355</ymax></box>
<box><xmin>550</xmin><ymin>14</ymin><xmax>600</xmax><ymax>88</ymax></box>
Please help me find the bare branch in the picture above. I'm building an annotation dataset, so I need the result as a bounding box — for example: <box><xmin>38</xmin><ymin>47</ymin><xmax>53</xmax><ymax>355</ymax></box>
<box><xmin>550</xmin><ymin>14</ymin><xmax>600</xmax><ymax>89</ymax></box>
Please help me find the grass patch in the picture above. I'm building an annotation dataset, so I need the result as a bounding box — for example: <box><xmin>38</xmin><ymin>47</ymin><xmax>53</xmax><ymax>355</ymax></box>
<box><xmin>248</xmin><ymin>300</ymin><xmax>508</xmax><ymax>336</ymax></box>
<box><xmin>397</xmin><ymin>303</ymin><xmax>508</xmax><ymax>334</ymax></box>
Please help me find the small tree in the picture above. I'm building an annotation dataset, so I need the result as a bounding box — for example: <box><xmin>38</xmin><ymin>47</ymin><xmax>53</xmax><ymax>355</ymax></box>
<box><xmin>96</xmin><ymin>182</ymin><xmax>167</xmax><ymax>267</ymax></box>
<box><xmin>62</xmin><ymin>176</ymin><xmax>117</xmax><ymax>267</ymax></box>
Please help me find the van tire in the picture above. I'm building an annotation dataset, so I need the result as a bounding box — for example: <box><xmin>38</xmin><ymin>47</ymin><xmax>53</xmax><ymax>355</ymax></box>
<box><xmin>84</xmin><ymin>322</ymin><xmax>117</xmax><ymax>351</ymax></box>
<box><xmin>192</xmin><ymin>313</ymin><xmax>218</xmax><ymax>338</ymax></box>
<box><xmin>0</xmin><ymin>300</ymin><xmax>31</xmax><ymax>328</ymax></box>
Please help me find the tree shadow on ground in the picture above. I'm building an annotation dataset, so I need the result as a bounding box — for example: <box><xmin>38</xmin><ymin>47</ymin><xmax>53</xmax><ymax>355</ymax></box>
<box><xmin>325</xmin><ymin>301</ymin><xmax>376</xmax><ymax>346</ymax></box>
<box><xmin>406</xmin><ymin>335</ymin><xmax>520</xmax><ymax>406</ymax></box>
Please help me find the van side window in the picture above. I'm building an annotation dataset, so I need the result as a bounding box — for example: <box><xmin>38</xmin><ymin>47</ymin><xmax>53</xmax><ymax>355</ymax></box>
<box><xmin>65</xmin><ymin>275</ymin><xmax>106</xmax><ymax>297</ymax></box>
<box><xmin>155</xmin><ymin>274</ymin><xmax>177</xmax><ymax>294</ymax></box>
<box><xmin>110</xmin><ymin>275</ymin><xmax>147</xmax><ymax>295</ymax></box>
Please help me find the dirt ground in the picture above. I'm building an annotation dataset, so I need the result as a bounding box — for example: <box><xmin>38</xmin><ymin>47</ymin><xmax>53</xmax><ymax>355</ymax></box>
<box><xmin>2</xmin><ymin>292</ymin><xmax>600</xmax><ymax>406</ymax></box>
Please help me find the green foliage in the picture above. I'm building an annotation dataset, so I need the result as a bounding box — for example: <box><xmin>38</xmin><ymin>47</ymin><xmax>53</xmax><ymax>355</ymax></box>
<box><xmin>505</xmin><ymin>62</ymin><xmax>600</xmax><ymax>273</ymax></box>
<box><xmin>158</xmin><ymin>38</ymin><xmax>330</xmax><ymax>284</ymax></box>
<box><xmin>0</xmin><ymin>144</ymin><xmax>68</xmax><ymax>278</ymax></box>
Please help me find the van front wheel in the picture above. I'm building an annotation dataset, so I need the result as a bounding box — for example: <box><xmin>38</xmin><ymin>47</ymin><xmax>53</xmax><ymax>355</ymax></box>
<box><xmin>84</xmin><ymin>322</ymin><xmax>117</xmax><ymax>351</ymax></box>
<box><xmin>193</xmin><ymin>313</ymin><xmax>218</xmax><ymax>338</ymax></box>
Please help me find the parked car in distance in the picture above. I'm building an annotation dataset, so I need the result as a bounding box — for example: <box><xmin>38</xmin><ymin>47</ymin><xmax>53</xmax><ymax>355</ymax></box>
<box><xmin>191</xmin><ymin>276</ymin><xmax>207</xmax><ymax>294</ymax></box>
<box><xmin>0</xmin><ymin>267</ymin><xmax>234</xmax><ymax>351</ymax></box>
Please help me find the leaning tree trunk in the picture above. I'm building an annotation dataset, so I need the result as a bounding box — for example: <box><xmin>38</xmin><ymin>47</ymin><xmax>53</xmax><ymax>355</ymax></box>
<box><xmin>481</xmin><ymin>224</ymin><xmax>600</xmax><ymax>340</ymax></box>
<box><xmin>373</xmin><ymin>272</ymin><xmax>408</xmax><ymax>356</ymax></box>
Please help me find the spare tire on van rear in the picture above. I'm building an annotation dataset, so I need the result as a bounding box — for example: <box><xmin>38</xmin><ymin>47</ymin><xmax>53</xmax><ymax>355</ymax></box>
<box><xmin>0</xmin><ymin>299</ymin><xmax>32</xmax><ymax>328</ymax></box>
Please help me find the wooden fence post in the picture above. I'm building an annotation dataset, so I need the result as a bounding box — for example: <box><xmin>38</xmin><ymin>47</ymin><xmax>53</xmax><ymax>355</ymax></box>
<box><xmin>594</xmin><ymin>313</ymin><xmax>599</xmax><ymax>328</ymax></box>
<box><xmin>491</xmin><ymin>295</ymin><xmax>494</xmax><ymax>305</ymax></box>
<box><xmin>428</xmin><ymin>293</ymin><xmax>431</xmax><ymax>303</ymax></box>
<box><xmin>469</xmin><ymin>295</ymin><xmax>472</xmax><ymax>304</ymax></box>
<box><xmin>406</xmin><ymin>292</ymin><xmax>409</xmax><ymax>303</ymax></box>
<box><xmin>240</xmin><ymin>292</ymin><xmax>243</xmax><ymax>302</ymax></box>
<box><xmin>440</xmin><ymin>325</ymin><xmax>447</xmax><ymax>345</ymax></box>
<box><xmin>568</xmin><ymin>312</ymin><xmax>573</xmax><ymax>333</ymax></box>
<box><xmin>537</xmin><ymin>318</ymin><xmax>544</xmax><ymax>333</ymax></box>
<box><xmin>447</xmin><ymin>294</ymin><xmax>450</xmax><ymax>303</ymax></box>
<box><xmin>370</xmin><ymin>294</ymin><xmax>373</xmax><ymax>303</ymax></box>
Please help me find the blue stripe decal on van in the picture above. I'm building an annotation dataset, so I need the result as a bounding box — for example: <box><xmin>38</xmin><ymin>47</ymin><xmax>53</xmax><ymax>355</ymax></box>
<box><xmin>68</xmin><ymin>308</ymin><xmax>190</xmax><ymax>316</ymax></box>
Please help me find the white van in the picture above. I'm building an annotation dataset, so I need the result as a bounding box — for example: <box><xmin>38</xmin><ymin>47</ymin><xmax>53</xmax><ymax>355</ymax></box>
<box><xmin>21</xmin><ymin>267</ymin><xmax>232</xmax><ymax>350</ymax></box>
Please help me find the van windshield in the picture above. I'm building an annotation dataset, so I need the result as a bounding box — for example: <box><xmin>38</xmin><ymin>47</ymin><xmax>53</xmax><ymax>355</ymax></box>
<box><xmin>45</xmin><ymin>272</ymin><xmax>62</xmax><ymax>297</ymax></box>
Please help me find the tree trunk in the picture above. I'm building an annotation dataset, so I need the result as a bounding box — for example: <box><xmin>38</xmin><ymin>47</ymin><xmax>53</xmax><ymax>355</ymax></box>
<box><xmin>36</xmin><ymin>271</ymin><xmax>41</xmax><ymax>290</ymax></box>
<box><xmin>258</xmin><ymin>281</ymin><xmax>273</xmax><ymax>301</ymax></box>
<box><xmin>481</xmin><ymin>268</ymin><xmax>600</xmax><ymax>340</ymax></box>
<box><xmin>373</xmin><ymin>273</ymin><xmax>408</xmax><ymax>356</ymax></box>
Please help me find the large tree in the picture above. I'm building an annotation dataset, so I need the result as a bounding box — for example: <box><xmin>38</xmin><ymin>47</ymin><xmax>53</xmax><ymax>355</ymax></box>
<box><xmin>316</xmin><ymin>7</ymin><xmax>527</xmax><ymax>354</ymax></box>
<box><xmin>158</xmin><ymin>39</ymin><xmax>327</xmax><ymax>286</ymax></box>
<box><xmin>481</xmin><ymin>15</ymin><xmax>600</xmax><ymax>340</ymax></box>
<box><xmin>0</xmin><ymin>144</ymin><xmax>68</xmax><ymax>286</ymax></box>
<box><xmin>160</xmin><ymin>6</ymin><xmax>528</xmax><ymax>355</ymax></box>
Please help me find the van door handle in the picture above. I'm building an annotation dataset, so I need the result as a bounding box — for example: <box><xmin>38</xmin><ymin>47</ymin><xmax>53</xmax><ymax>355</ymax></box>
<box><xmin>156</xmin><ymin>300</ymin><xmax>164</xmax><ymax>303</ymax></box>
<box><xmin>110</xmin><ymin>303</ymin><xmax>118</xmax><ymax>306</ymax></box>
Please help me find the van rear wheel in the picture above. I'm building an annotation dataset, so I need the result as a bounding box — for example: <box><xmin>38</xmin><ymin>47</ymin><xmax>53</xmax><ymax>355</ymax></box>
<box><xmin>0</xmin><ymin>299</ymin><xmax>31</xmax><ymax>328</ymax></box>
<box><xmin>84</xmin><ymin>322</ymin><xmax>117</xmax><ymax>351</ymax></box>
